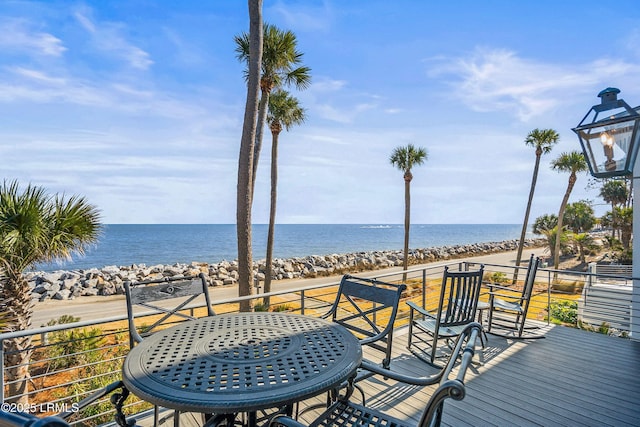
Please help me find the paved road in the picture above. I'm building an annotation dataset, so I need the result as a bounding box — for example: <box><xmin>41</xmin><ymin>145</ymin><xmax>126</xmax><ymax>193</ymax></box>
<box><xmin>30</xmin><ymin>247</ymin><xmax>541</xmax><ymax>328</ymax></box>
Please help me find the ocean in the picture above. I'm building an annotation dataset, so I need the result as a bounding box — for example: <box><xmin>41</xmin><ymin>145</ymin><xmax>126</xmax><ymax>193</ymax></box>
<box><xmin>36</xmin><ymin>224</ymin><xmax>529</xmax><ymax>272</ymax></box>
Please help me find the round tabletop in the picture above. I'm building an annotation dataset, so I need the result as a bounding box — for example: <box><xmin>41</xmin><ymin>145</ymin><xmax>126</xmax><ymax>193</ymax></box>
<box><xmin>122</xmin><ymin>312</ymin><xmax>362</xmax><ymax>414</ymax></box>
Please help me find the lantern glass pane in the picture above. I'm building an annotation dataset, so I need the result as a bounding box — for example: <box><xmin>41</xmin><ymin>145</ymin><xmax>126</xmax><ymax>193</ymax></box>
<box><xmin>578</xmin><ymin>118</ymin><xmax>637</xmax><ymax>175</ymax></box>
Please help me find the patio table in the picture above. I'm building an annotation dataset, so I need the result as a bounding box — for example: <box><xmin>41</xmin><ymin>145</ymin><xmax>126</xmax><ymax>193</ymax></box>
<box><xmin>121</xmin><ymin>312</ymin><xmax>362</xmax><ymax>426</ymax></box>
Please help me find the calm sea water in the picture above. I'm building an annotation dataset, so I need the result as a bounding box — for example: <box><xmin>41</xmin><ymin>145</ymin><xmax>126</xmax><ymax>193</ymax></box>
<box><xmin>36</xmin><ymin>224</ymin><xmax>528</xmax><ymax>272</ymax></box>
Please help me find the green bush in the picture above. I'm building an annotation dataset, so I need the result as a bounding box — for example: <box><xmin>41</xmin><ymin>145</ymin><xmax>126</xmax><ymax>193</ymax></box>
<box><xmin>548</xmin><ymin>300</ymin><xmax>578</xmax><ymax>325</ymax></box>
<box><xmin>272</xmin><ymin>304</ymin><xmax>291</xmax><ymax>312</ymax></box>
<box><xmin>44</xmin><ymin>316</ymin><xmax>104</xmax><ymax>370</ymax></box>
<box><xmin>614</xmin><ymin>248</ymin><xmax>632</xmax><ymax>264</ymax></box>
<box><xmin>489</xmin><ymin>272</ymin><xmax>508</xmax><ymax>284</ymax></box>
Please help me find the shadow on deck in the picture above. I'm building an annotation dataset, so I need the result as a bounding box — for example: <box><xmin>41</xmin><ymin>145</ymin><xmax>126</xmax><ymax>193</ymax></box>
<box><xmin>133</xmin><ymin>324</ymin><xmax>640</xmax><ymax>427</ymax></box>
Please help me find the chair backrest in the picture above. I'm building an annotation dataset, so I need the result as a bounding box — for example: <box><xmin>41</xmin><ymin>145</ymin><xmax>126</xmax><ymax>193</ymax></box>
<box><xmin>124</xmin><ymin>272</ymin><xmax>214</xmax><ymax>347</ymax></box>
<box><xmin>418</xmin><ymin>323</ymin><xmax>481</xmax><ymax>427</ymax></box>
<box><xmin>436</xmin><ymin>266</ymin><xmax>484</xmax><ymax>329</ymax></box>
<box><xmin>323</xmin><ymin>274</ymin><xmax>406</xmax><ymax>368</ymax></box>
<box><xmin>521</xmin><ymin>254</ymin><xmax>540</xmax><ymax>302</ymax></box>
<box><xmin>518</xmin><ymin>255</ymin><xmax>541</xmax><ymax>324</ymax></box>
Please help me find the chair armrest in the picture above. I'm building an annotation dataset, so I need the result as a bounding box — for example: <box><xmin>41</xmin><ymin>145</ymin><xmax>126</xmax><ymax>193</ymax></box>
<box><xmin>269</xmin><ymin>415</ymin><xmax>307</xmax><ymax>427</ymax></box>
<box><xmin>0</xmin><ymin>412</ymin><xmax>70</xmax><ymax>427</ymax></box>
<box><xmin>358</xmin><ymin>333</ymin><xmax>387</xmax><ymax>346</ymax></box>
<box><xmin>485</xmin><ymin>282</ymin><xmax>516</xmax><ymax>292</ymax></box>
<box><xmin>489</xmin><ymin>291</ymin><xmax>524</xmax><ymax>299</ymax></box>
<box><xmin>58</xmin><ymin>380</ymin><xmax>125</xmax><ymax>418</ymax></box>
<box><xmin>360</xmin><ymin>323</ymin><xmax>482</xmax><ymax>387</ymax></box>
<box><xmin>488</xmin><ymin>291</ymin><xmax>527</xmax><ymax>306</ymax></box>
<box><xmin>486</xmin><ymin>283</ymin><xmax>526</xmax><ymax>302</ymax></box>
<box><xmin>58</xmin><ymin>380</ymin><xmax>136</xmax><ymax>427</ymax></box>
<box><xmin>359</xmin><ymin>359</ymin><xmax>446</xmax><ymax>386</ymax></box>
<box><xmin>406</xmin><ymin>301</ymin><xmax>436</xmax><ymax>319</ymax></box>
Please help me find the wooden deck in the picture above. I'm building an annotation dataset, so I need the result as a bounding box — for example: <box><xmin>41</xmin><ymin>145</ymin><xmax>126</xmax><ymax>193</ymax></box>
<box><xmin>136</xmin><ymin>324</ymin><xmax>640</xmax><ymax>426</ymax></box>
<box><xmin>353</xmin><ymin>325</ymin><xmax>640</xmax><ymax>426</ymax></box>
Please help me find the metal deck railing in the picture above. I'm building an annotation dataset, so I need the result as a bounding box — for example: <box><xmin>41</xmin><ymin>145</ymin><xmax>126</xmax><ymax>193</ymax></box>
<box><xmin>0</xmin><ymin>260</ymin><xmax>634</xmax><ymax>425</ymax></box>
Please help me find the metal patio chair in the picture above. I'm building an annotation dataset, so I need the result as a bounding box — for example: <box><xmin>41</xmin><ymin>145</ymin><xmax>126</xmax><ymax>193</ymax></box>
<box><xmin>487</xmin><ymin>254</ymin><xmax>542</xmax><ymax>339</ymax></box>
<box><xmin>407</xmin><ymin>265</ymin><xmax>484</xmax><ymax>366</ymax></box>
<box><xmin>321</xmin><ymin>274</ymin><xmax>407</xmax><ymax>370</ymax></box>
<box><xmin>0</xmin><ymin>381</ymin><xmax>136</xmax><ymax>427</ymax></box>
<box><xmin>124</xmin><ymin>272</ymin><xmax>215</xmax><ymax>425</ymax></box>
<box><xmin>300</xmin><ymin>274</ymin><xmax>407</xmax><ymax>410</ymax></box>
<box><xmin>124</xmin><ymin>272</ymin><xmax>215</xmax><ymax>347</ymax></box>
<box><xmin>0</xmin><ymin>412</ymin><xmax>71</xmax><ymax>427</ymax></box>
<box><xmin>269</xmin><ymin>323</ymin><xmax>482</xmax><ymax>427</ymax></box>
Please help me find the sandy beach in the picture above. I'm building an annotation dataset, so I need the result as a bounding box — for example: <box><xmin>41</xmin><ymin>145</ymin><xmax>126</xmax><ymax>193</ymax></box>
<box><xmin>30</xmin><ymin>246</ymin><xmax>541</xmax><ymax>327</ymax></box>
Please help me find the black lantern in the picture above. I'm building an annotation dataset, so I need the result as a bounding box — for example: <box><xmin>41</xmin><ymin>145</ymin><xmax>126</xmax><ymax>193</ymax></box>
<box><xmin>573</xmin><ymin>88</ymin><xmax>640</xmax><ymax>178</ymax></box>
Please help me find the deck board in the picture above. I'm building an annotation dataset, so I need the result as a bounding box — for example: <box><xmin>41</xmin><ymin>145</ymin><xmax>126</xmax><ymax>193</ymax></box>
<box><xmin>134</xmin><ymin>323</ymin><xmax>640</xmax><ymax>427</ymax></box>
<box><xmin>351</xmin><ymin>324</ymin><xmax>640</xmax><ymax>427</ymax></box>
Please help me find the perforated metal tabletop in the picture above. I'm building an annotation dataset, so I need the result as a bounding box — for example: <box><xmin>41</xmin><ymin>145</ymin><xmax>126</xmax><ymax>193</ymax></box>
<box><xmin>122</xmin><ymin>312</ymin><xmax>362</xmax><ymax>416</ymax></box>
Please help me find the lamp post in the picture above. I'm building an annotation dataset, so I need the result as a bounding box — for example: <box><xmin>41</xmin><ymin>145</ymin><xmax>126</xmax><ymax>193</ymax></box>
<box><xmin>573</xmin><ymin>87</ymin><xmax>640</xmax><ymax>340</ymax></box>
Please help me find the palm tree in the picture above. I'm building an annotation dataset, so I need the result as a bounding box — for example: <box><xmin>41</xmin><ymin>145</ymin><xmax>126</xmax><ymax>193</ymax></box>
<box><xmin>514</xmin><ymin>129</ymin><xmax>559</xmax><ymax>278</ymax></box>
<box><xmin>599</xmin><ymin>180</ymin><xmax>629</xmax><ymax>239</ymax></box>
<box><xmin>390</xmin><ymin>144</ymin><xmax>428</xmax><ymax>279</ymax></box>
<box><xmin>573</xmin><ymin>232</ymin><xmax>597</xmax><ymax>263</ymax></box>
<box><xmin>236</xmin><ymin>0</ymin><xmax>263</xmax><ymax>312</ymax></box>
<box><xmin>540</xmin><ymin>226</ymin><xmax>570</xmax><ymax>263</ymax></box>
<box><xmin>614</xmin><ymin>206</ymin><xmax>633</xmax><ymax>250</ymax></box>
<box><xmin>532</xmin><ymin>213</ymin><xmax>558</xmax><ymax>235</ymax></box>
<box><xmin>0</xmin><ymin>180</ymin><xmax>101</xmax><ymax>404</ymax></box>
<box><xmin>235</xmin><ymin>23</ymin><xmax>311</xmax><ymax>196</ymax></box>
<box><xmin>563</xmin><ymin>201</ymin><xmax>596</xmax><ymax>234</ymax></box>
<box><xmin>551</xmin><ymin>151</ymin><xmax>588</xmax><ymax>274</ymax></box>
<box><xmin>263</xmin><ymin>90</ymin><xmax>306</xmax><ymax>308</ymax></box>
<box><xmin>0</xmin><ymin>298</ymin><xmax>12</xmax><ymax>333</ymax></box>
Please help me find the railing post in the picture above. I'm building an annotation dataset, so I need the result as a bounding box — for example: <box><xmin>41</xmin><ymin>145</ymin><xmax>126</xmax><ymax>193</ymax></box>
<box><xmin>300</xmin><ymin>290</ymin><xmax>305</xmax><ymax>315</ymax></box>
<box><xmin>422</xmin><ymin>269</ymin><xmax>427</xmax><ymax>309</ymax></box>
<box><xmin>0</xmin><ymin>337</ymin><xmax>4</xmax><ymax>403</ymax></box>
<box><xmin>547</xmin><ymin>275</ymin><xmax>551</xmax><ymax>326</ymax></box>
<box><xmin>587</xmin><ymin>262</ymin><xmax>596</xmax><ymax>289</ymax></box>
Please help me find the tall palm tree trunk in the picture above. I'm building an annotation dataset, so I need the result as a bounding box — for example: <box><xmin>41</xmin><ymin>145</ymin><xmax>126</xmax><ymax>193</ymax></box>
<box><xmin>514</xmin><ymin>151</ymin><xmax>542</xmax><ymax>282</ymax></box>
<box><xmin>264</xmin><ymin>130</ymin><xmax>280</xmax><ymax>308</ymax></box>
<box><xmin>250</xmin><ymin>89</ymin><xmax>270</xmax><ymax>197</ymax></box>
<box><xmin>2</xmin><ymin>271</ymin><xmax>34</xmax><ymax>404</ymax></box>
<box><xmin>553</xmin><ymin>174</ymin><xmax>577</xmax><ymax>277</ymax></box>
<box><xmin>236</xmin><ymin>0</ymin><xmax>263</xmax><ymax>312</ymax></box>
<box><xmin>611</xmin><ymin>201</ymin><xmax>616</xmax><ymax>240</ymax></box>
<box><xmin>402</xmin><ymin>173</ymin><xmax>411</xmax><ymax>281</ymax></box>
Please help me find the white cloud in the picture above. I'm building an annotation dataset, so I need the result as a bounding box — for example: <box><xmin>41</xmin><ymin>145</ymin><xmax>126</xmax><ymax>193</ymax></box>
<box><xmin>625</xmin><ymin>29</ymin><xmax>640</xmax><ymax>58</ymax></box>
<box><xmin>1</xmin><ymin>66</ymin><xmax>222</xmax><ymax>121</ymax></box>
<box><xmin>0</xmin><ymin>18</ymin><xmax>66</xmax><ymax>56</ymax></box>
<box><xmin>311</xmin><ymin>77</ymin><xmax>347</xmax><ymax>92</ymax></box>
<box><xmin>74</xmin><ymin>7</ymin><xmax>153</xmax><ymax>70</ymax></box>
<box><xmin>429</xmin><ymin>48</ymin><xmax>638</xmax><ymax>121</ymax></box>
<box><xmin>268</xmin><ymin>0</ymin><xmax>334</xmax><ymax>32</ymax></box>
<box><xmin>314</xmin><ymin>102</ymin><xmax>377</xmax><ymax>123</ymax></box>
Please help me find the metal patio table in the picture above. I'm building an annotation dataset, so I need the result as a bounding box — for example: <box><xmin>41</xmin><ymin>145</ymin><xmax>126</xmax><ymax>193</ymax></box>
<box><xmin>122</xmin><ymin>312</ymin><xmax>363</xmax><ymax>426</ymax></box>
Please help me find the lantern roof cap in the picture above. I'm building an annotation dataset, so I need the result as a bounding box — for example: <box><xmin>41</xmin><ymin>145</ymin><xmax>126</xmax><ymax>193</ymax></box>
<box><xmin>598</xmin><ymin>87</ymin><xmax>620</xmax><ymax>97</ymax></box>
<box><xmin>598</xmin><ymin>87</ymin><xmax>621</xmax><ymax>104</ymax></box>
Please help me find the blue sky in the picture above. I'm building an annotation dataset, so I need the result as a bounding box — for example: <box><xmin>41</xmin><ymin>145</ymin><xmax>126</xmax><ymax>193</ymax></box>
<box><xmin>2</xmin><ymin>1</ymin><xmax>640</xmax><ymax>224</ymax></box>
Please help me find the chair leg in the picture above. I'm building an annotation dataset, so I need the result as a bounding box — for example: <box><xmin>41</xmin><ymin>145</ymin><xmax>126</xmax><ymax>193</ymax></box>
<box><xmin>407</xmin><ymin>311</ymin><xmax>415</xmax><ymax>348</ymax></box>
<box><xmin>477</xmin><ymin>328</ymin><xmax>487</xmax><ymax>348</ymax></box>
<box><xmin>487</xmin><ymin>301</ymin><xmax>494</xmax><ymax>332</ymax></box>
<box><xmin>430</xmin><ymin>334</ymin><xmax>439</xmax><ymax>364</ymax></box>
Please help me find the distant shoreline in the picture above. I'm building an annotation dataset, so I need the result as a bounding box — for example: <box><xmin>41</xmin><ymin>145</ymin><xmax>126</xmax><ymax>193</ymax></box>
<box><xmin>35</xmin><ymin>223</ymin><xmax>530</xmax><ymax>272</ymax></box>
<box><xmin>26</xmin><ymin>237</ymin><xmax>545</xmax><ymax>302</ymax></box>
